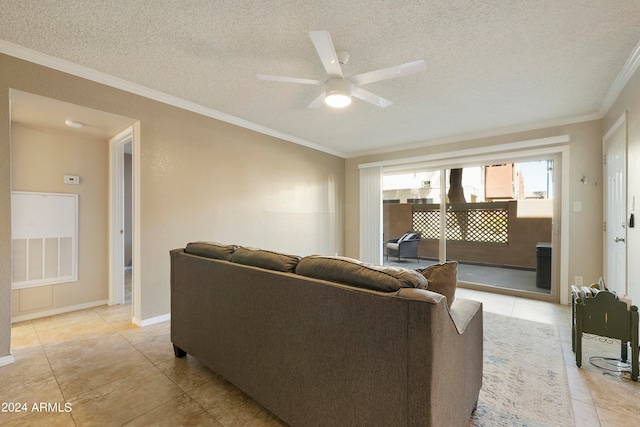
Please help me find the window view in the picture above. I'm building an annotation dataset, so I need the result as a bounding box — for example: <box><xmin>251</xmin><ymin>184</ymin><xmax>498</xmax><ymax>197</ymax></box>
<box><xmin>383</xmin><ymin>160</ymin><xmax>554</xmax><ymax>295</ymax></box>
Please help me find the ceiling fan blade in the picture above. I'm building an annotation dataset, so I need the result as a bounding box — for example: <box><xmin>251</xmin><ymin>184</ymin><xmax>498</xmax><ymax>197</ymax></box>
<box><xmin>349</xmin><ymin>60</ymin><xmax>426</xmax><ymax>86</ymax></box>
<box><xmin>256</xmin><ymin>74</ymin><xmax>323</xmax><ymax>85</ymax></box>
<box><xmin>309</xmin><ymin>31</ymin><xmax>344</xmax><ymax>78</ymax></box>
<box><xmin>307</xmin><ymin>93</ymin><xmax>325</xmax><ymax>109</ymax></box>
<box><xmin>351</xmin><ymin>86</ymin><xmax>393</xmax><ymax>108</ymax></box>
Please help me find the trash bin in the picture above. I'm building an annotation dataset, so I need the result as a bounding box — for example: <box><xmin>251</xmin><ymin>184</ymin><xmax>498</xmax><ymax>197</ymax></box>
<box><xmin>536</xmin><ymin>242</ymin><xmax>552</xmax><ymax>289</ymax></box>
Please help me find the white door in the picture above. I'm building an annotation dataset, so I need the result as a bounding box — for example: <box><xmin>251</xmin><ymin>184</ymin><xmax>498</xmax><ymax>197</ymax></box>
<box><xmin>604</xmin><ymin>116</ymin><xmax>627</xmax><ymax>296</ymax></box>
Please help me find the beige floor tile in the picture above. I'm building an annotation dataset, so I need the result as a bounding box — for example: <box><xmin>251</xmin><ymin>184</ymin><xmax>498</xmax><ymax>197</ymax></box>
<box><xmin>119</xmin><ymin>321</ymin><xmax>170</xmax><ymax>345</ymax></box>
<box><xmin>156</xmin><ymin>355</ymin><xmax>219</xmax><ymax>393</ymax></box>
<box><xmin>476</xmin><ymin>299</ymin><xmax>515</xmax><ymax>316</ymax></box>
<box><xmin>189</xmin><ymin>376</ymin><xmax>267</xmax><ymax>426</ymax></box>
<box><xmin>571</xmin><ymin>399</ymin><xmax>601</xmax><ymax>427</ymax></box>
<box><xmin>43</xmin><ymin>331</ymin><xmax>132</xmax><ymax>370</ymax></box>
<box><xmin>122</xmin><ymin>394</ymin><xmax>223</xmax><ymax>427</ymax></box>
<box><xmin>30</xmin><ymin>308</ymin><xmax>101</xmax><ymax>330</ymax></box>
<box><xmin>93</xmin><ymin>304</ymin><xmax>136</xmax><ymax>329</ymax></box>
<box><xmin>10</xmin><ymin>329</ymin><xmax>42</xmax><ymax>351</ymax></box>
<box><xmin>0</xmin><ymin>347</ymin><xmax>52</xmax><ymax>388</ymax></box>
<box><xmin>34</xmin><ymin>316</ymin><xmax>115</xmax><ymax>347</ymax></box>
<box><xmin>10</xmin><ymin>320</ymin><xmax>37</xmax><ymax>338</ymax></box>
<box><xmin>0</xmin><ymin>410</ymin><xmax>75</xmax><ymax>427</ymax></box>
<box><xmin>0</xmin><ymin>371</ymin><xmax>66</xmax><ymax>425</ymax></box>
<box><xmin>68</xmin><ymin>366</ymin><xmax>184</xmax><ymax>425</ymax></box>
<box><xmin>595</xmin><ymin>405</ymin><xmax>640</xmax><ymax>427</ymax></box>
<box><xmin>130</xmin><ymin>332</ymin><xmax>175</xmax><ymax>365</ymax></box>
<box><xmin>54</xmin><ymin>346</ymin><xmax>154</xmax><ymax>400</ymax></box>
<box><xmin>584</xmin><ymin>369</ymin><xmax>640</xmax><ymax>419</ymax></box>
<box><xmin>565</xmin><ymin>365</ymin><xmax>594</xmax><ymax>404</ymax></box>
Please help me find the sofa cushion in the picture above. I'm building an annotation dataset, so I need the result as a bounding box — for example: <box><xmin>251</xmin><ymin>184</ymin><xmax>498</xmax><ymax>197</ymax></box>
<box><xmin>296</xmin><ymin>255</ymin><xmax>428</xmax><ymax>292</ymax></box>
<box><xmin>185</xmin><ymin>241</ymin><xmax>237</xmax><ymax>261</ymax></box>
<box><xmin>231</xmin><ymin>247</ymin><xmax>301</xmax><ymax>273</ymax></box>
<box><xmin>416</xmin><ymin>261</ymin><xmax>458</xmax><ymax>308</ymax></box>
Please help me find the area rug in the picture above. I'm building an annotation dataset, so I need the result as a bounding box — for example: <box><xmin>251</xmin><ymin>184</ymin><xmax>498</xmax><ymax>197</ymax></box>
<box><xmin>470</xmin><ymin>312</ymin><xmax>574</xmax><ymax>426</ymax></box>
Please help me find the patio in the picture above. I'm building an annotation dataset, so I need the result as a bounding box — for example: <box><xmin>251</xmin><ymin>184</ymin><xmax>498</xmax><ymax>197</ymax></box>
<box><xmin>383</xmin><ymin>258</ymin><xmax>548</xmax><ymax>295</ymax></box>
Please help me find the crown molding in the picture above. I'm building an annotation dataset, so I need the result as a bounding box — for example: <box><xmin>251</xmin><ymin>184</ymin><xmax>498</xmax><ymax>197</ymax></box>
<box><xmin>0</xmin><ymin>40</ymin><xmax>347</xmax><ymax>158</ymax></box>
<box><xmin>598</xmin><ymin>39</ymin><xmax>640</xmax><ymax>117</ymax></box>
<box><xmin>346</xmin><ymin>113</ymin><xmax>600</xmax><ymax>159</ymax></box>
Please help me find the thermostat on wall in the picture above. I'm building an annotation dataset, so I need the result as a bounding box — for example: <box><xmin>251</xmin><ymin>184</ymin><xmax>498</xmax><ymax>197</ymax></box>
<box><xmin>63</xmin><ymin>175</ymin><xmax>80</xmax><ymax>185</ymax></box>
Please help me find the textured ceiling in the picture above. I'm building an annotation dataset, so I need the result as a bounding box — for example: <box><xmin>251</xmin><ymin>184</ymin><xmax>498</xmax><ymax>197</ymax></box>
<box><xmin>1</xmin><ymin>1</ymin><xmax>640</xmax><ymax>157</ymax></box>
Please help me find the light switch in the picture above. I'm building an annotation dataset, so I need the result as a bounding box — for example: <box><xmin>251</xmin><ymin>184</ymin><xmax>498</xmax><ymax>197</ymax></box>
<box><xmin>573</xmin><ymin>201</ymin><xmax>582</xmax><ymax>212</ymax></box>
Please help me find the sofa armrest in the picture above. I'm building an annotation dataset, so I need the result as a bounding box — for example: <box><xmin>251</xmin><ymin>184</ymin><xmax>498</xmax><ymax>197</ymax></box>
<box><xmin>449</xmin><ymin>298</ymin><xmax>483</xmax><ymax>334</ymax></box>
<box><xmin>397</xmin><ymin>289</ymin><xmax>482</xmax><ymax>335</ymax></box>
<box><xmin>401</xmin><ymin>288</ymin><xmax>483</xmax><ymax>426</ymax></box>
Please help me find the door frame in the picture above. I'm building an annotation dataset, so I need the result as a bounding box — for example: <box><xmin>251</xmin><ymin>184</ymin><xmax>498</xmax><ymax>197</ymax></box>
<box><xmin>603</xmin><ymin>111</ymin><xmax>628</xmax><ymax>295</ymax></box>
<box><xmin>361</xmin><ymin>135</ymin><xmax>571</xmax><ymax>304</ymax></box>
<box><xmin>109</xmin><ymin>123</ymin><xmax>141</xmax><ymax>322</ymax></box>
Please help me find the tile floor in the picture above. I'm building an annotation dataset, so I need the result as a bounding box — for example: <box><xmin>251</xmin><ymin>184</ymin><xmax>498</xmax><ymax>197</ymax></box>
<box><xmin>1</xmin><ymin>289</ymin><xmax>638</xmax><ymax>426</ymax></box>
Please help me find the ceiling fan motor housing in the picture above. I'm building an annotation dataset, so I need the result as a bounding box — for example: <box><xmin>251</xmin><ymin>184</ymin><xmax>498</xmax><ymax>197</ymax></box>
<box><xmin>325</xmin><ymin>78</ymin><xmax>352</xmax><ymax>107</ymax></box>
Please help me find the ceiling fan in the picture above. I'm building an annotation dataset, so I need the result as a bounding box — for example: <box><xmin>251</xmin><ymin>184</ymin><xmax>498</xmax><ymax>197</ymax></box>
<box><xmin>257</xmin><ymin>31</ymin><xmax>426</xmax><ymax>109</ymax></box>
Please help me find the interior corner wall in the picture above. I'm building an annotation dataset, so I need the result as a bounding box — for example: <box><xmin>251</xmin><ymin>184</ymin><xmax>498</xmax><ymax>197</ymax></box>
<box><xmin>345</xmin><ymin>120</ymin><xmax>604</xmax><ymax>303</ymax></box>
<box><xmin>0</xmin><ymin>85</ymin><xmax>11</xmax><ymax>358</ymax></box>
<box><xmin>0</xmin><ymin>53</ymin><xmax>345</xmax><ymax>344</ymax></box>
<box><xmin>603</xmin><ymin>65</ymin><xmax>640</xmax><ymax>306</ymax></box>
<box><xmin>10</xmin><ymin>124</ymin><xmax>109</xmax><ymax>318</ymax></box>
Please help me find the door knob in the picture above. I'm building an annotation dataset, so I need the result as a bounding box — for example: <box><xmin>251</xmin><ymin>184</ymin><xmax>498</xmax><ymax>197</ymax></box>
<box><xmin>614</xmin><ymin>237</ymin><xmax>625</xmax><ymax>243</ymax></box>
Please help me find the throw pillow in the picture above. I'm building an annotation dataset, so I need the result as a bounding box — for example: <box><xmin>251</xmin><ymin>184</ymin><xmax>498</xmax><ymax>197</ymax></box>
<box><xmin>417</xmin><ymin>261</ymin><xmax>458</xmax><ymax>308</ymax></box>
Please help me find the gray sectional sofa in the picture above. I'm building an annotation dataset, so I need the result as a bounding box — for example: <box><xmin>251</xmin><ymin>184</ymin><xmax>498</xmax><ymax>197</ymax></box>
<box><xmin>170</xmin><ymin>242</ymin><xmax>483</xmax><ymax>427</ymax></box>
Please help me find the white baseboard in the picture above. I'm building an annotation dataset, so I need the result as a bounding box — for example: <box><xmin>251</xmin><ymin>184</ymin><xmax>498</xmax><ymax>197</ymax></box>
<box><xmin>133</xmin><ymin>312</ymin><xmax>170</xmax><ymax>327</ymax></box>
<box><xmin>11</xmin><ymin>300</ymin><xmax>109</xmax><ymax>323</ymax></box>
<box><xmin>0</xmin><ymin>353</ymin><xmax>15</xmax><ymax>368</ymax></box>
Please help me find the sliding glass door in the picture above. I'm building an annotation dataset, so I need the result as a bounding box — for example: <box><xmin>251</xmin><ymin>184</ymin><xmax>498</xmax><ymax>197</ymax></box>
<box><xmin>383</xmin><ymin>158</ymin><xmax>556</xmax><ymax>297</ymax></box>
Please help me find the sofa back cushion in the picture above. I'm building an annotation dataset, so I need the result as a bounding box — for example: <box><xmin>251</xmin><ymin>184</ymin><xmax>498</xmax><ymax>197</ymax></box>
<box><xmin>296</xmin><ymin>255</ymin><xmax>428</xmax><ymax>292</ymax></box>
<box><xmin>416</xmin><ymin>261</ymin><xmax>458</xmax><ymax>308</ymax></box>
<box><xmin>231</xmin><ymin>247</ymin><xmax>301</xmax><ymax>273</ymax></box>
<box><xmin>185</xmin><ymin>241</ymin><xmax>237</xmax><ymax>261</ymax></box>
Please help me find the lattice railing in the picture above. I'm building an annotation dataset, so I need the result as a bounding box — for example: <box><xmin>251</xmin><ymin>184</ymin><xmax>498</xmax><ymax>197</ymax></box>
<box><xmin>412</xmin><ymin>202</ymin><xmax>509</xmax><ymax>244</ymax></box>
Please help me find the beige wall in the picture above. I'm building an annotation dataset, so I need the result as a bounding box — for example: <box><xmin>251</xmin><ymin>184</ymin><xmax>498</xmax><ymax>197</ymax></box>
<box><xmin>603</xmin><ymin>66</ymin><xmax>640</xmax><ymax>306</ymax></box>
<box><xmin>10</xmin><ymin>125</ymin><xmax>109</xmax><ymax>317</ymax></box>
<box><xmin>0</xmin><ymin>54</ymin><xmax>345</xmax><ymax>358</ymax></box>
<box><xmin>0</xmin><ymin>61</ymin><xmax>11</xmax><ymax>359</ymax></box>
<box><xmin>346</xmin><ymin>119</ymin><xmax>604</xmax><ymax>303</ymax></box>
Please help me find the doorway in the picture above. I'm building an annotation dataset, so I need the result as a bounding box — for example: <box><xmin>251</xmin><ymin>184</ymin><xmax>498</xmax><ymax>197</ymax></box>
<box><xmin>9</xmin><ymin>89</ymin><xmax>139</xmax><ymax>321</ymax></box>
<box><xmin>109</xmin><ymin>125</ymin><xmax>139</xmax><ymax>318</ymax></box>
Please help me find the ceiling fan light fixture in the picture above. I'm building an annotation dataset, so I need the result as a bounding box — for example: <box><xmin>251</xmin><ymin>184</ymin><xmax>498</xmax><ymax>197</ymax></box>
<box><xmin>324</xmin><ymin>78</ymin><xmax>352</xmax><ymax>108</ymax></box>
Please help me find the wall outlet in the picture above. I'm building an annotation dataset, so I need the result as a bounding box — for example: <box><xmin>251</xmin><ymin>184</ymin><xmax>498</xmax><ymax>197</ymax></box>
<box><xmin>63</xmin><ymin>175</ymin><xmax>80</xmax><ymax>185</ymax></box>
<box><xmin>575</xmin><ymin>276</ymin><xmax>583</xmax><ymax>286</ymax></box>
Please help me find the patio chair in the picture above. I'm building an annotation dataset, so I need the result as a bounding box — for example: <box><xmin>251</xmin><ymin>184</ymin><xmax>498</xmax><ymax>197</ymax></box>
<box><xmin>386</xmin><ymin>231</ymin><xmax>421</xmax><ymax>262</ymax></box>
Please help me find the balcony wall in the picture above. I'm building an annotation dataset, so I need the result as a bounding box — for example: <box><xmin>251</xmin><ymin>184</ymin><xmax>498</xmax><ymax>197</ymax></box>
<box><xmin>383</xmin><ymin>201</ymin><xmax>552</xmax><ymax>269</ymax></box>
